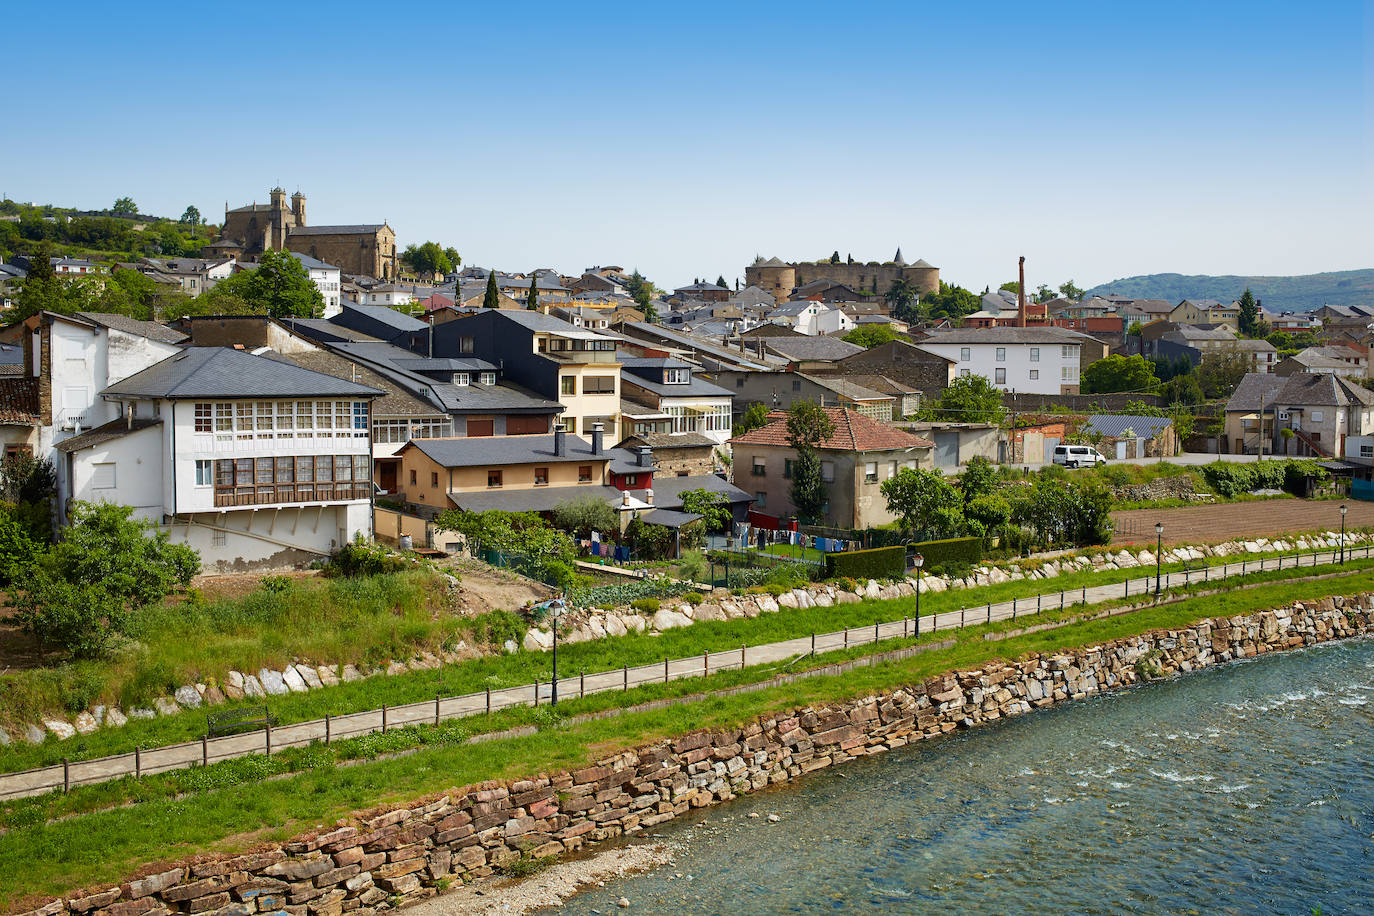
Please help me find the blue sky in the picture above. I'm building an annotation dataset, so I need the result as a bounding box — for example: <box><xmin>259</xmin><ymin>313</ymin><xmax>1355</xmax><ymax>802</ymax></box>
<box><xmin>4</xmin><ymin>1</ymin><xmax>1369</xmax><ymax>292</ymax></box>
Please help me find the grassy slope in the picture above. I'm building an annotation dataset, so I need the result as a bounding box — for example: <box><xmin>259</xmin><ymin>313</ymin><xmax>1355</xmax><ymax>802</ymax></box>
<box><xmin>2</xmin><ymin>567</ymin><xmax>1371</xmax><ymax>908</ymax></box>
<box><xmin>3</xmin><ymin>546</ymin><xmax>1364</xmax><ymax>774</ymax></box>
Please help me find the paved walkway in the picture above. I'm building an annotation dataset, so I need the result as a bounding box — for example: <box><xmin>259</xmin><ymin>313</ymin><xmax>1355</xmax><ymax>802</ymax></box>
<box><xmin>1</xmin><ymin>544</ymin><xmax>1364</xmax><ymax>801</ymax></box>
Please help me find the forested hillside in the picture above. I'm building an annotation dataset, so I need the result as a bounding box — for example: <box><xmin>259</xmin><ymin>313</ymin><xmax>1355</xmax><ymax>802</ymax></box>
<box><xmin>1085</xmin><ymin>269</ymin><xmax>1374</xmax><ymax>312</ymax></box>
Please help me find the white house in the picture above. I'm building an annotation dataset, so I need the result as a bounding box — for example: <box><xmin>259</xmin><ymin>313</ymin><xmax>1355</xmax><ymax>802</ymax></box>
<box><xmin>618</xmin><ymin>357</ymin><xmax>734</xmax><ymax>446</ymax></box>
<box><xmin>361</xmin><ymin>284</ymin><xmax>418</xmax><ymax>310</ymax></box>
<box><xmin>772</xmin><ymin>300</ymin><xmax>853</xmax><ymax>337</ymax></box>
<box><xmin>57</xmin><ymin>347</ymin><xmax>383</xmax><ymax>571</ymax></box>
<box><xmin>142</xmin><ymin>257</ymin><xmax>237</xmax><ymax>296</ymax></box>
<box><xmin>289</xmin><ymin>252</ymin><xmax>343</xmax><ymax>318</ymax></box>
<box><xmin>917</xmin><ymin>327</ymin><xmax>1094</xmax><ymax>395</ymax></box>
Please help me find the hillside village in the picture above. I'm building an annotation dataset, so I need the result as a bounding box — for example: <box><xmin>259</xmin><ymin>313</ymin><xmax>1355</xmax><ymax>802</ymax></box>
<box><xmin>0</xmin><ymin>188</ymin><xmax>1373</xmax><ymax>574</ymax></box>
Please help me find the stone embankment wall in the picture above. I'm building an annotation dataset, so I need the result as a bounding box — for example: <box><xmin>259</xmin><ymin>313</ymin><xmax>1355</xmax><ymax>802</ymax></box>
<box><xmin>23</xmin><ymin>595</ymin><xmax>1373</xmax><ymax>916</ymax></box>
<box><xmin>13</xmin><ymin>530</ymin><xmax>1365</xmax><ymax>745</ymax></box>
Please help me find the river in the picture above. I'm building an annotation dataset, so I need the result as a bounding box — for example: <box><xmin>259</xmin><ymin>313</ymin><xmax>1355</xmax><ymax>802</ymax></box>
<box><xmin>550</xmin><ymin>637</ymin><xmax>1373</xmax><ymax>915</ymax></box>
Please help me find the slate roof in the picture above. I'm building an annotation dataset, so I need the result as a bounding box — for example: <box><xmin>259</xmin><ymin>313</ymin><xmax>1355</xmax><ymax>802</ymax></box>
<box><xmin>919</xmin><ymin>326</ymin><xmax>1097</xmax><ymax>345</ymax></box>
<box><xmin>1274</xmin><ymin>372</ymin><xmax>1374</xmax><ymax>408</ymax></box>
<box><xmin>617</xmin><ymin>431</ymin><xmax>717</xmax><ymax>450</ymax></box>
<box><xmin>0</xmin><ymin>377</ymin><xmax>40</xmax><ymax>423</ymax></box>
<box><xmin>730</xmin><ymin>407</ymin><xmax>934</xmax><ymax>451</ymax></box>
<box><xmin>620</xmin><ymin>372</ymin><xmax>732</xmax><ymax>399</ymax></box>
<box><xmin>267</xmin><ymin>349</ymin><xmax>445</xmax><ymax>419</ymax></box>
<box><xmin>75</xmin><ymin>312</ymin><xmax>187</xmax><ymax>344</ymax></box>
<box><xmin>795</xmin><ymin>373</ymin><xmax>891</xmax><ymax>402</ymax></box>
<box><xmin>288</xmin><ymin>252</ymin><xmax>340</xmax><ymax>271</ymax></box>
<box><xmin>640</xmin><ymin>508</ymin><xmax>702</xmax><ymax>528</ymax></box>
<box><xmin>54</xmin><ymin>417</ymin><xmax>162</xmax><ymax>453</ymax></box>
<box><xmin>333</xmin><ymin>302</ymin><xmax>429</xmax><ymax>334</ymax></box>
<box><xmin>1225</xmin><ymin>372</ymin><xmax>1285</xmax><ymax>413</ymax></box>
<box><xmin>1083</xmin><ymin>414</ymin><xmax>1174</xmax><ymax>438</ymax></box>
<box><xmin>403</xmin><ymin>433</ymin><xmax>635</xmax><ymax>468</ymax></box>
<box><xmin>763</xmin><ymin>336</ymin><xmax>864</xmax><ymax>362</ymax></box>
<box><xmin>289</xmin><ymin>224</ymin><xmax>388</xmax><ymax>236</ymax></box>
<box><xmin>102</xmin><ymin>347</ymin><xmax>384</xmax><ymax>399</ymax></box>
<box><xmin>626</xmin><ymin>473</ymin><xmax>752</xmax><ymax>508</ymax></box>
<box><xmin>844</xmin><ymin>374</ymin><xmax>919</xmax><ymax>396</ymax></box>
<box><xmin>448</xmin><ymin>485</ymin><xmax>625</xmax><ymax>514</ymax></box>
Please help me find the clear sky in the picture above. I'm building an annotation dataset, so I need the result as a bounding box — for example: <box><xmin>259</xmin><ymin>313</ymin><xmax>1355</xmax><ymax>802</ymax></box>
<box><xmin>4</xmin><ymin>0</ymin><xmax>1369</xmax><ymax>292</ymax></box>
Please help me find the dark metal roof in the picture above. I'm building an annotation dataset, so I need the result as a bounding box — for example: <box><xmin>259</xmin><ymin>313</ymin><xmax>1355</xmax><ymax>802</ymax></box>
<box><xmin>289</xmin><ymin>224</ymin><xmax>389</xmax><ymax>236</ymax></box>
<box><xmin>1083</xmin><ymin>414</ymin><xmax>1173</xmax><ymax>438</ymax></box>
<box><xmin>75</xmin><ymin>312</ymin><xmax>187</xmax><ymax>344</ymax></box>
<box><xmin>101</xmin><ymin>347</ymin><xmax>384</xmax><ymax>399</ymax></box>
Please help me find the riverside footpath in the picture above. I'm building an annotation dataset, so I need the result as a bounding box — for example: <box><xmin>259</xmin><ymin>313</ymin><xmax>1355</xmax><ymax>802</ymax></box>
<box><xmin>21</xmin><ymin>595</ymin><xmax>1373</xmax><ymax>916</ymax></box>
<box><xmin>1</xmin><ymin>541</ymin><xmax>1368</xmax><ymax>802</ymax></box>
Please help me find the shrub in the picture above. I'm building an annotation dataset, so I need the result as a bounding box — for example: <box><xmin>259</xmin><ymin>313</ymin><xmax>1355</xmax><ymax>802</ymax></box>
<box><xmin>824</xmin><ymin>546</ymin><xmax>906</xmax><ymax>580</ymax></box>
<box><xmin>325</xmin><ymin>536</ymin><xmax>408</xmax><ymax>578</ymax></box>
<box><xmin>683</xmin><ymin>591</ymin><xmax>704</xmax><ymax>605</ymax></box>
<box><xmin>631</xmin><ymin>598</ymin><xmax>660</xmax><ymax>613</ymax></box>
<box><xmin>909</xmin><ymin>536</ymin><xmax>984</xmax><ymax>574</ymax></box>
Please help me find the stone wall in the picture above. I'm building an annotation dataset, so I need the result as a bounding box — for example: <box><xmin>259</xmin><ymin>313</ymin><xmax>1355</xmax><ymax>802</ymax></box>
<box><xmin>24</xmin><ymin>597</ymin><xmax>1372</xmax><ymax>916</ymax></box>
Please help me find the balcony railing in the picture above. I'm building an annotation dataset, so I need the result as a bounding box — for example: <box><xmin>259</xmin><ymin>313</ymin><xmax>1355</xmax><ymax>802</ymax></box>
<box><xmin>213</xmin><ymin>483</ymin><xmax>372</xmax><ymax>508</ymax></box>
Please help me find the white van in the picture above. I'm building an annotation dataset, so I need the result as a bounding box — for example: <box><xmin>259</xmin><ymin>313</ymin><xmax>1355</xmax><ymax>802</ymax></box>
<box><xmin>1053</xmin><ymin>444</ymin><xmax>1107</xmax><ymax>468</ymax></box>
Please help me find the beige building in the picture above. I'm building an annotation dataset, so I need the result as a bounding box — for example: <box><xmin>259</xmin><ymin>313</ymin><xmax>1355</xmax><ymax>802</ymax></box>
<box><xmin>1169</xmin><ymin>299</ymin><xmax>1241</xmax><ymax>328</ymax></box>
<box><xmin>728</xmin><ymin>407</ymin><xmax>934</xmax><ymax>527</ymax></box>
<box><xmin>745</xmin><ymin>251</ymin><xmax>939</xmax><ymax>304</ymax></box>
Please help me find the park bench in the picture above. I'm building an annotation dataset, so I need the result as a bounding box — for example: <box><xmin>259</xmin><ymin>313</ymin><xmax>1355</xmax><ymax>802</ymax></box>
<box><xmin>207</xmin><ymin>704</ymin><xmax>272</xmax><ymax>738</ymax></box>
<box><xmin>1179</xmin><ymin>559</ymin><xmax>1208</xmax><ymax>576</ymax></box>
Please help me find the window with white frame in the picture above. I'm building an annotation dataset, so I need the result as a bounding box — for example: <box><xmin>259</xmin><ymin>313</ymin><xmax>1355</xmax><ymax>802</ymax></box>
<box><xmin>704</xmin><ymin>404</ymin><xmax>731</xmax><ymax>432</ymax></box>
<box><xmin>960</xmin><ymin>368</ymin><xmax>971</xmax><ymax>377</ymax></box>
<box><xmin>996</xmin><ymin>347</ymin><xmax>1006</xmax><ymax>362</ymax></box>
<box><xmin>194</xmin><ymin>403</ymin><xmax>212</xmax><ymax>433</ymax></box>
<box><xmin>1062</xmin><ymin>345</ymin><xmax>1075</xmax><ymax>358</ymax></box>
<box><xmin>92</xmin><ymin>462</ymin><xmax>116</xmax><ymax>489</ymax></box>
<box><xmin>995</xmin><ymin>368</ymin><xmax>1006</xmax><ymax>384</ymax></box>
<box><xmin>479</xmin><ymin>372</ymin><xmax>496</xmax><ymax>385</ymax></box>
<box><xmin>960</xmin><ymin>347</ymin><xmax>970</xmax><ymax>361</ymax></box>
<box><xmin>372</xmin><ymin>419</ymin><xmax>410</xmax><ymax>444</ymax></box>
<box><xmin>664</xmin><ymin>368</ymin><xmax>689</xmax><ymax>384</ymax></box>
<box><xmin>1311</xmin><ymin>410</ymin><xmax>1324</xmax><ymax>422</ymax></box>
<box><xmin>821</xmin><ymin>460</ymin><xmax>835</xmax><ymax>482</ymax></box>
<box><xmin>1029</xmin><ymin>370</ymin><xmax>1039</xmax><ymax>380</ymax></box>
<box><xmin>195</xmin><ymin>459</ymin><xmax>213</xmax><ymax>486</ymax></box>
<box><xmin>453</xmin><ymin>372</ymin><xmax>470</xmax><ymax>386</ymax></box>
<box><xmin>1062</xmin><ymin>366</ymin><xmax>1076</xmax><ymax>380</ymax></box>
<box><xmin>1029</xmin><ymin>347</ymin><xmax>1040</xmax><ymax>362</ymax></box>
<box><xmin>411</xmin><ymin>418</ymin><xmax>448</xmax><ymax>439</ymax></box>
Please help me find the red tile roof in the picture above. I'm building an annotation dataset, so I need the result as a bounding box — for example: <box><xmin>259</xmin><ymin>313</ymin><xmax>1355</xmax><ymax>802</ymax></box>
<box><xmin>729</xmin><ymin>407</ymin><xmax>933</xmax><ymax>451</ymax></box>
<box><xmin>0</xmin><ymin>377</ymin><xmax>39</xmax><ymax>424</ymax></box>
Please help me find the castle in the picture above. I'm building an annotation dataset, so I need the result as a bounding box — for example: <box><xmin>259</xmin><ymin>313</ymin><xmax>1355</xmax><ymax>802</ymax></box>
<box><xmin>745</xmin><ymin>250</ymin><xmax>939</xmax><ymax>303</ymax></box>
<box><xmin>206</xmin><ymin>187</ymin><xmax>398</xmax><ymax>279</ymax></box>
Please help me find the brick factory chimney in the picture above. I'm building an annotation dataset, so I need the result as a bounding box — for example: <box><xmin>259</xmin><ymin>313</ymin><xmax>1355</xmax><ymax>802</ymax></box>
<box><xmin>1017</xmin><ymin>256</ymin><xmax>1026</xmax><ymax>328</ymax></box>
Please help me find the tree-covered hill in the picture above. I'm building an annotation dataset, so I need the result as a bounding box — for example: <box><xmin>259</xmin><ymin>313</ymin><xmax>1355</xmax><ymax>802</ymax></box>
<box><xmin>1084</xmin><ymin>269</ymin><xmax>1374</xmax><ymax>312</ymax></box>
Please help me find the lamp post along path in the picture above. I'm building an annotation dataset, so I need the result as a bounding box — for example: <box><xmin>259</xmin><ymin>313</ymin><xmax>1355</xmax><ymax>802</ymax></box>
<box><xmin>1154</xmin><ymin>522</ymin><xmax>1163</xmax><ymax>597</ymax></box>
<box><xmin>1340</xmin><ymin>503</ymin><xmax>1347</xmax><ymax>564</ymax></box>
<box><xmin>913</xmin><ymin>552</ymin><xmax>924</xmax><ymax>636</ymax></box>
<box><xmin>548</xmin><ymin>596</ymin><xmax>567</xmax><ymax>706</ymax></box>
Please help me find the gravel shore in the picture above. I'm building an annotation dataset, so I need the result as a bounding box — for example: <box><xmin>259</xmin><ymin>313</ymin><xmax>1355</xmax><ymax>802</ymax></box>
<box><xmin>401</xmin><ymin>841</ymin><xmax>676</xmax><ymax>915</ymax></box>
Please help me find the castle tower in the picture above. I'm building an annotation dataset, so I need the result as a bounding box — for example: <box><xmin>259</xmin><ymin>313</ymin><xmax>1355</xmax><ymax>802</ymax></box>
<box><xmin>291</xmin><ymin>191</ymin><xmax>306</xmax><ymax>228</ymax></box>
<box><xmin>743</xmin><ymin>256</ymin><xmax>796</xmax><ymax>302</ymax></box>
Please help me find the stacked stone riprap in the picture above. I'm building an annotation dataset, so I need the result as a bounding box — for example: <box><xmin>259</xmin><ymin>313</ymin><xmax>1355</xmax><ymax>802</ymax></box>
<box><xmin>19</xmin><ymin>596</ymin><xmax>1371</xmax><ymax>916</ymax></box>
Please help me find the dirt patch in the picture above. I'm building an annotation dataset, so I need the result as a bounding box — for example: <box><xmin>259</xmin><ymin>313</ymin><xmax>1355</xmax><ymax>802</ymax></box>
<box><xmin>188</xmin><ymin>569</ymin><xmax>322</xmax><ymax>602</ymax></box>
<box><xmin>1112</xmin><ymin>498</ymin><xmax>1374</xmax><ymax>545</ymax></box>
<box><xmin>444</xmin><ymin>561</ymin><xmax>555</xmax><ymax>616</ymax></box>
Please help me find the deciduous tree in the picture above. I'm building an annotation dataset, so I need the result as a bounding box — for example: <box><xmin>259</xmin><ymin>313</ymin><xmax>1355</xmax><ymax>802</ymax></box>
<box><xmin>1058</xmin><ymin>279</ymin><xmax>1084</xmax><ymax>301</ymax></box>
<box><xmin>734</xmin><ymin>402</ymin><xmax>770</xmax><ymax>437</ymax></box>
<box><xmin>923</xmin><ymin>374</ymin><xmax>1006</xmax><ymax>424</ymax></box>
<box><xmin>1081</xmin><ymin>354</ymin><xmax>1160</xmax><ymax>394</ymax></box>
<box><xmin>880</xmin><ymin>467</ymin><xmax>963</xmax><ymax>539</ymax></box>
<box><xmin>841</xmin><ymin>324</ymin><xmax>897</xmax><ymax>348</ymax></box>
<box><xmin>208</xmin><ymin>249</ymin><xmax>324</xmax><ymax>318</ymax></box>
<box><xmin>680</xmin><ymin>488</ymin><xmax>732</xmax><ymax>532</ymax></box>
<box><xmin>112</xmin><ymin>196</ymin><xmax>137</xmax><ymax>216</ymax></box>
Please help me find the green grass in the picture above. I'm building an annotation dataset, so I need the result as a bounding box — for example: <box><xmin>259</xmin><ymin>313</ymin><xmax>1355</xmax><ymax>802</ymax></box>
<box><xmin>2</xmin><ymin>544</ymin><xmax>1366</xmax><ymax>775</ymax></box>
<box><xmin>1</xmin><ymin>567</ymin><xmax>1369</xmax><ymax>909</ymax></box>
<box><xmin>761</xmin><ymin>544</ymin><xmax>825</xmax><ymax>563</ymax></box>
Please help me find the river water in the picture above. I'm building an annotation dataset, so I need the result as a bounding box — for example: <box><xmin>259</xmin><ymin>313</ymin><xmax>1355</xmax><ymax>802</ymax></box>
<box><xmin>552</xmin><ymin>638</ymin><xmax>1374</xmax><ymax>915</ymax></box>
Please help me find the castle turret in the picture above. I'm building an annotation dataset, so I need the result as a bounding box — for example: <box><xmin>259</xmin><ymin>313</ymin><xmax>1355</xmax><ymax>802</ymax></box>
<box><xmin>291</xmin><ymin>190</ymin><xmax>306</xmax><ymax>227</ymax></box>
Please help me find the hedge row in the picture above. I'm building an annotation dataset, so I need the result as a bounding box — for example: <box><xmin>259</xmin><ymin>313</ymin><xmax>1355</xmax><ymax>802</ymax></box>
<box><xmin>1200</xmin><ymin>459</ymin><xmax>1327</xmax><ymax>499</ymax></box>
<box><xmin>824</xmin><ymin>545</ymin><xmax>907</xmax><ymax>580</ymax></box>
<box><xmin>909</xmin><ymin>536</ymin><xmax>984</xmax><ymax>572</ymax></box>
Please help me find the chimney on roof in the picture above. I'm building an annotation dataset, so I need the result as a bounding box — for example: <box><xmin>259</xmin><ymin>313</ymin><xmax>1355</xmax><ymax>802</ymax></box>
<box><xmin>1016</xmin><ymin>256</ymin><xmax>1027</xmax><ymax>328</ymax></box>
<box><xmin>637</xmin><ymin>445</ymin><xmax>652</xmax><ymax>467</ymax></box>
<box><xmin>553</xmin><ymin>423</ymin><xmax>566</xmax><ymax>457</ymax></box>
<box><xmin>644</xmin><ymin>487</ymin><xmax>654</xmax><ymax>506</ymax></box>
<box><xmin>591</xmin><ymin>422</ymin><xmax>604</xmax><ymax>455</ymax></box>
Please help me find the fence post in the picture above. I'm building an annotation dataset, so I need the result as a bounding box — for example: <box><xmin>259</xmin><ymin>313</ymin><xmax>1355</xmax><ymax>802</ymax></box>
<box><xmin>844</xmin><ymin>627</ymin><xmax>849</xmax><ymax>649</ymax></box>
<box><xmin>811</xmin><ymin>632</ymin><xmax>816</xmax><ymax>655</ymax></box>
<box><xmin>202</xmin><ymin>735</ymin><xmax>208</xmax><ymax>767</ymax></box>
<box><xmin>135</xmin><ymin>745</ymin><xmax>141</xmax><ymax>779</ymax></box>
<box><xmin>63</xmin><ymin>758</ymin><xmax>69</xmax><ymax>794</ymax></box>
<box><xmin>325</xmin><ymin>714</ymin><xmax>331</xmax><ymax>745</ymax></box>
<box><xmin>534</xmin><ymin>679</ymin><xmax>539</xmax><ymax>707</ymax></box>
<box><xmin>1060</xmin><ymin>590</ymin><xmax>1064</xmax><ymax>611</ymax></box>
<box><xmin>961</xmin><ymin>607</ymin><xmax>966</xmax><ymax>627</ymax></box>
<box><xmin>903</xmin><ymin>616</ymin><xmax>908</xmax><ymax>637</ymax></box>
<box><xmin>581</xmin><ymin>670</ymin><xmax>586</xmax><ymax>697</ymax></box>
<box><xmin>624</xmin><ymin>664</ymin><xmax>629</xmax><ymax>691</ymax></box>
<box><xmin>381</xmin><ymin>705</ymin><xmax>387</xmax><ymax>734</ymax></box>
<box><xmin>741</xmin><ymin>644</ymin><xmax>746</xmax><ymax>669</ymax></box>
<box><xmin>988</xmin><ymin>603</ymin><xmax>992</xmax><ymax>623</ymax></box>
<box><xmin>266</xmin><ymin>723</ymin><xmax>272</xmax><ymax>756</ymax></box>
<box><xmin>875</xmin><ymin>620</ymin><xmax>880</xmax><ymax>642</ymax></box>
<box><xmin>703</xmin><ymin>650</ymin><xmax>709</xmax><ymax>676</ymax></box>
<box><xmin>435</xmin><ymin>693</ymin><xmax>441</xmax><ymax>727</ymax></box>
<box><xmin>1081</xmin><ymin>586</ymin><xmax>1086</xmax><ymax>605</ymax></box>
<box><xmin>664</xmin><ymin>657</ymin><xmax>669</xmax><ymax>684</ymax></box>
<box><xmin>1037</xmin><ymin>593</ymin><xmax>1041</xmax><ymax>612</ymax></box>
<box><xmin>486</xmin><ymin>686</ymin><xmax>492</xmax><ymax>714</ymax></box>
<box><xmin>1013</xmin><ymin>597</ymin><xmax>1016</xmax><ymax>616</ymax></box>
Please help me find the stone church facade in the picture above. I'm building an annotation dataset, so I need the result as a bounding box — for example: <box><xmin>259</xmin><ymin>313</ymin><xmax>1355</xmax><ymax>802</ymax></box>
<box><xmin>207</xmin><ymin>187</ymin><xmax>398</xmax><ymax>279</ymax></box>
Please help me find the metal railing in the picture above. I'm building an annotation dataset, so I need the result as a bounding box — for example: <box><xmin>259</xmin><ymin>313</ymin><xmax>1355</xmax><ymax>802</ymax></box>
<box><xmin>0</xmin><ymin>542</ymin><xmax>1365</xmax><ymax>801</ymax></box>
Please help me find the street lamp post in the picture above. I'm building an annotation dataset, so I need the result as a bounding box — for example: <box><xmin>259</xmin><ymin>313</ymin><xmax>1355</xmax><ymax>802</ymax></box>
<box><xmin>1154</xmin><ymin>522</ymin><xmax>1164</xmax><ymax>597</ymax></box>
<box><xmin>1340</xmin><ymin>503</ymin><xmax>1347</xmax><ymax>564</ymax></box>
<box><xmin>913</xmin><ymin>553</ymin><xmax>924</xmax><ymax>636</ymax></box>
<box><xmin>549</xmin><ymin>596</ymin><xmax>566</xmax><ymax>706</ymax></box>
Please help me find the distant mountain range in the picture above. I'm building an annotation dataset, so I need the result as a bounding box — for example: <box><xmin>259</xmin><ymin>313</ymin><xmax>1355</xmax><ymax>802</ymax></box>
<box><xmin>1083</xmin><ymin>269</ymin><xmax>1374</xmax><ymax>313</ymax></box>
